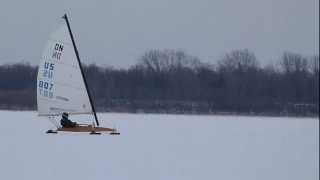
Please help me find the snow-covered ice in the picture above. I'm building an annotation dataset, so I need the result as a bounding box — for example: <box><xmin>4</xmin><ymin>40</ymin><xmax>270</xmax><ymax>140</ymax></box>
<box><xmin>0</xmin><ymin>110</ymin><xmax>318</xmax><ymax>180</ymax></box>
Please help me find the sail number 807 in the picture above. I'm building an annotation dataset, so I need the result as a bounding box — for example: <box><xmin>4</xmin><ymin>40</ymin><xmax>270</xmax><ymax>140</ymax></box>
<box><xmin>38</xmin><ymin>80</ymin><xmax>54</xmax><ymax>98</ymax></box>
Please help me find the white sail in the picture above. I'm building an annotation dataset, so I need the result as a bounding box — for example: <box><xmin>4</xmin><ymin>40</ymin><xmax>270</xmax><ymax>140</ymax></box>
<box><xmin>37</xmin><ymin>23</ymin><xmax>92</xmax><ymax>116</ymax></box>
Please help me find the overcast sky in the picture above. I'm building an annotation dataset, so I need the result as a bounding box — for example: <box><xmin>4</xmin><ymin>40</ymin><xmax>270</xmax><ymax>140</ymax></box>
<box><xmin>0</xmin><ymin>0</ymin><xmax>318</xmax><ymax>68</ymax></box>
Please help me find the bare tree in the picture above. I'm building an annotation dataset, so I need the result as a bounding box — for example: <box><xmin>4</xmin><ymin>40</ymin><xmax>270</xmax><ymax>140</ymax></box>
<box><xmin>281</xmin><ymin>51</ymin><xmax>308</xmax><ymax>73</ymax></box>
<box><xmin>218</xmin><ymin>49</ymin><xmax>259</xmax><ymax>73</ymax></box>
<box><xmin>308</xmin><ymin>55</ymin><xmax>319</xmax><ymax>75</ymax></box>
<box><xmin>136</xmin><ymin>49</ymin><xmax>202</xmax><ymax>73</ymax></box>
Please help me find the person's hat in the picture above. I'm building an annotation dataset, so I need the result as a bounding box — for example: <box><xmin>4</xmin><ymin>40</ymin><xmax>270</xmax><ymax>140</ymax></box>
<box><xmin>62</xmin><ymin>112</ymin><xmax>68</xmax><ymax>117</ymax></box>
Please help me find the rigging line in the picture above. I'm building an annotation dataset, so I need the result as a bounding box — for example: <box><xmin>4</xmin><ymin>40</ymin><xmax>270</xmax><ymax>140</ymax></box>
<box><xmin>48</xmin><ymin>115</ymin><xmax>60</xmax><ymax>128</ymax></box>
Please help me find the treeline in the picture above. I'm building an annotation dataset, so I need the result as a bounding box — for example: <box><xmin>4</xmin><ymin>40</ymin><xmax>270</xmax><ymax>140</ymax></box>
<box><xmin>0</xmin><ymin>49</ymin><xmax>318</xmax><ymax>116</ymax></box>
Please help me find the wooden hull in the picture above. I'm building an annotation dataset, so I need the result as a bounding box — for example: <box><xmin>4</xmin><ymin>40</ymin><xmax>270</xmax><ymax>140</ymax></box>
<box><xmin>57</xmin><ymin>125</ymin><xmax>116</xmax><ymax>133</ymax></box>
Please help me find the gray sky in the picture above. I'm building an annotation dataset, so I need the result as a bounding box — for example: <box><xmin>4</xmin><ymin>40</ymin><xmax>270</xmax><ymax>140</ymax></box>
<box><xmin>0</xmin><ymin>0</ymin><xmax>318</xmax><ymax>68</ymax></box>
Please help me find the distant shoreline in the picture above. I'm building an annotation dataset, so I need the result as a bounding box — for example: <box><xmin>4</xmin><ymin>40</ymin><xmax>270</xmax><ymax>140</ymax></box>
<box><xmin>0</xmin><ymin>108</ymin><xmax>317</xmax><ymax>118</ymax></box>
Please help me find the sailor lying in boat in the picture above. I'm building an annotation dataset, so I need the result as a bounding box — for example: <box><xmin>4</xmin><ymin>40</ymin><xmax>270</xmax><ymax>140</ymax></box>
<box><xmin>60</xmin><ymin>112</ymin><xmax>78</xmax><ymax>128</ymax></box>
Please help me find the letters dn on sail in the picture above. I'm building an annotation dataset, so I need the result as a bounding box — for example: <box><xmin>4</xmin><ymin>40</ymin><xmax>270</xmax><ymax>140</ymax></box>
<box><xmin>52</xmin><ymin>43</ymin><xmax>63</xmax><ymax>60</ymax></box>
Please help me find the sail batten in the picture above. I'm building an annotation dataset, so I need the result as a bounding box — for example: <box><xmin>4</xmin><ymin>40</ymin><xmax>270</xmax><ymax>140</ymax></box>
<box><xmin>37</xmin><ymin>20</ymin><xmax>93</xmax><ymax>117</ymax></box>
<box><xmin>38</xmin><ymin>112</ymin><xmax>93</xmax><ymax>117</ymax></box>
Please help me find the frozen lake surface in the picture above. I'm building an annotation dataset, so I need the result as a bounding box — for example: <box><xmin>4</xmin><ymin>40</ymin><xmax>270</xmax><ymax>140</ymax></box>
<box><xmin>0</xmin><ymin>110</ymin><xmax>318</xmax><ymax>180</ymax></box>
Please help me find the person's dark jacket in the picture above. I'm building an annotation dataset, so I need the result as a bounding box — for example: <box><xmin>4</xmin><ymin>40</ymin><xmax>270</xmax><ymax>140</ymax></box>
<box><xmin>60</xmin><ymin>116</ymin><xmax>77</xmax><ymax>128</ymax></box>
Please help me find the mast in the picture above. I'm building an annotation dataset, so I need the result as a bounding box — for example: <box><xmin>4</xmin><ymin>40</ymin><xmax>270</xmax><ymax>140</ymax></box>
<box><xmin>62</xmin><ymin>13</ymin><xmax>100</xmax><ymax>126</ymax></box>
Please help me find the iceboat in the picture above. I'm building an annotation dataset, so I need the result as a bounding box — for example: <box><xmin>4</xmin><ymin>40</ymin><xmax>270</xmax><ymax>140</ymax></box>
<box><xmin>37</xmin><ymin>14</ymin><xmax>119</xmax><ymax>135</ymax></box>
